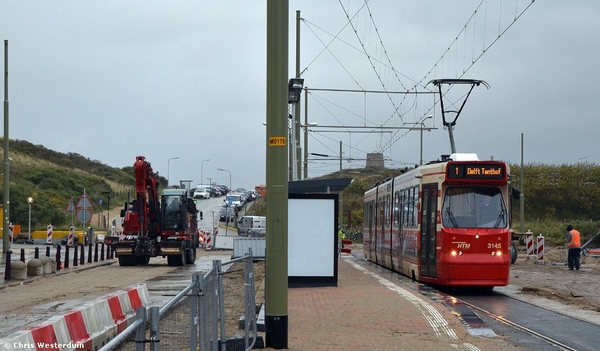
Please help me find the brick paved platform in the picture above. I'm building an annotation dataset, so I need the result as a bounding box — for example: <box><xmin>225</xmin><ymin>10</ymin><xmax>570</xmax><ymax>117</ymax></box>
<box><xmin>264</xmin><ymin>256</ymin><xmax>519</xmax><ymax>351</ymax></box>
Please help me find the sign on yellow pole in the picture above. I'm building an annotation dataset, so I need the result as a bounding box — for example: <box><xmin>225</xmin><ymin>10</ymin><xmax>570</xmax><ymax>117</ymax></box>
<box><xmin>269</xmin><ymin>137</ymin><xmax>286</xmax><ymax>146</ymax></box>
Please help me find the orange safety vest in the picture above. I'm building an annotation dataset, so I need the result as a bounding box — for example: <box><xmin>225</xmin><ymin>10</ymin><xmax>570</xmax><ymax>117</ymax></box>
<box><xmin>568</xmin><ymin>229</ymin><xmax>581</xmax><ymax>248</ymax></box>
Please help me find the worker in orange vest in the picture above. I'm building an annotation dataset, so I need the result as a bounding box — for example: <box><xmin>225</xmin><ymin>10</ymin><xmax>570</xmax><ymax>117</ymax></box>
<box><xmin>566</xmin><ymin>225</ymin><xmax>581</xmax><ymax>270</ymax></box>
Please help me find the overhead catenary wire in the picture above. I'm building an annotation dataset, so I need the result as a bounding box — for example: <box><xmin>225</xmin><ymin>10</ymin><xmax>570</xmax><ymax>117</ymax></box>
<box><xmin>297</xmin><ymin>1</ymin><xmax>536</xmax><ymax>175</ymax></box>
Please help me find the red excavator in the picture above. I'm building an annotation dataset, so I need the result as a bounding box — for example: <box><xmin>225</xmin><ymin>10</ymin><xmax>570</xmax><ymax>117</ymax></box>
<box><xmin>113</xmin><ymin>156</ymin><xmax>199</xmax><ymax>266</ymax></box>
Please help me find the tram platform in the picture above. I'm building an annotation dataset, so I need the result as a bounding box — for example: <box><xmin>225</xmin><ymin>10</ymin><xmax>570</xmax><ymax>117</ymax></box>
<box><xmin>265</xmin><ymin>254</ymin><xmax>518</xmax><ymax>351</ymax></box>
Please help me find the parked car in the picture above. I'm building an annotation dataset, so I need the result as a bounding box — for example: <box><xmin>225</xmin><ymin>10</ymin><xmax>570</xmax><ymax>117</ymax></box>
<box><xmin>247</xmin><ymin>227</ymin><xmax>266</xmax><ymax>237</ymax></box>
<box><xmin>219</xmin><ymin>206</ymin><xmax>235</xmax><ymax>222</ymax></box>
<box><xmin>193</xmin><ymin>188</ymin><xmax>211</xmax><ymax>199</ymax></box>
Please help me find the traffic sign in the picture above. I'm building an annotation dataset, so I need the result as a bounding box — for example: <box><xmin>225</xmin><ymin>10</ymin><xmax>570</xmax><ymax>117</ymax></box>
<box><xmin>76</xmin><ymin>208</ymin><xmax>92</xmax><ymax>224</ymax></box>
<box><xmin>65</xmin><ymin>198</ymin><xmax>75</xmax><ymax>212</ymax></box>
<box><xmin>76</xmin><ymin>194</ymin><xmax>92</xmax><ymax>209</ymax></box>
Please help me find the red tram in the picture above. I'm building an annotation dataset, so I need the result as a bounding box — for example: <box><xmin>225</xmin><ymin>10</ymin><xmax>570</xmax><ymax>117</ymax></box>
<box><xmin>363</xmin><ymin>153</ymin><xmax>513</xmax><ymax>288</ymax></box>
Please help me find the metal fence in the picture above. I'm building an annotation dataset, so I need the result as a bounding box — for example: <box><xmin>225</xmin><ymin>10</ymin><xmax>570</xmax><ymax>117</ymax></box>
<box><xmin>100</xmin><ymin>250</ymin><xmax>258</xmax><ymax>351</ymax></box>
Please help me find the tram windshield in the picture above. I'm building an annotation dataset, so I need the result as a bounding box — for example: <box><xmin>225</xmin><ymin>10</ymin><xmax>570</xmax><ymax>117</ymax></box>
<box><xmin>441</xmin><ymin>187</ymin><xmax>507</xmax><ymax>229</ymax></box>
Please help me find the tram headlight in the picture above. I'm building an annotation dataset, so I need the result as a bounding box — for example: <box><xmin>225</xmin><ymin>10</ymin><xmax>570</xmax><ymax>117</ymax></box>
<box><xmin>451</xmin><ymin>250</ymin><xmax>463</xmax><ymax>256</ymax></box>
<box><xmin>451</xmin><ymin>250</ymin><xmax>457</xmax><ymax>256</ymax></box>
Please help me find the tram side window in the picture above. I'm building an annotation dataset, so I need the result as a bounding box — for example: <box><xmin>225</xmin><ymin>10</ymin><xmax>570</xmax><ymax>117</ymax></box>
<box><xmin>408</xmin><ymin>187</ymin><xmax>417</xmax><ymax>228</ymax></box>
<box><xmin>385</xmin><ymin>194</ymin><xmax>391</xmax><ymax>227</ymax></box>
<box><xmin>402</xmin><ymin>188</ymin><xmax>410</xmax><ymax>228</ymax></box>
<box><xmin>393</xmin><ymin>191</ymin><xmax>400</xmax><ymax>228</ymax></box>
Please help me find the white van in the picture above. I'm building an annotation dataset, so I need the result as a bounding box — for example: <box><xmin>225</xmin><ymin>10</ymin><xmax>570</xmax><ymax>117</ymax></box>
<box><xmin>238</xmin><ymin>216</ymin><xmax>266</xmax><ymax>236</ymax></box>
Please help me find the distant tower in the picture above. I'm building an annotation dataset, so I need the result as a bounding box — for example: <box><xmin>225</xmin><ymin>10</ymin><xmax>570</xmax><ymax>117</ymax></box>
<box><xmin>365</xmin><ymin>153</ymin><xmax>385</xmax><ymax>168</ymax></box>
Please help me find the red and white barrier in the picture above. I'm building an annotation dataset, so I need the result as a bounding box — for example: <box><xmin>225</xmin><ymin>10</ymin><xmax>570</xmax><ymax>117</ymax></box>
<box><xmin>525</xmin><ymin>230</ymin><xmax>534</xmax><ymax>256</ymax></box>
<box><xmin>46</xmin><ymin>224</ymin><xmax>53</xmax><ymax>245</ymax></box>
<box><xmin>68</xmin><ymin>226</ymin><xmax>75</xmax><ymax>246</ymax></box>
<box><xmin>0</xmin><ymin>284</ymin><xmax>151</xmax><ymax>351</ymax></box>
<box><xmin>0</xmin><ymin>329</ymin><xmax>36</xmax><ymax>350</ymax></box>
<box><xmin>205</xmin><ymin>230</ymin><xmax>213</xmax><ymax>250</ymax></box>
<box><xmin>536</xmin><ymin>234</ymin><xmax>545</xmax><ymax>264</ymax></box>
<box><xmin>8</xmin><ymin>223</ymin><xmax>14</xmax><ymax>246</ymax></box>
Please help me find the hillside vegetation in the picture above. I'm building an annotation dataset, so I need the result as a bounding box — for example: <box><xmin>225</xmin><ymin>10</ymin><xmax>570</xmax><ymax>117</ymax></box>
<box><xmin>2</xmin><ymin>139</ymin><xmax>600</xmax><ymax>247</ymax></box>
<box><xmin>0</xmin><ymin>138</ymin><xmax>167</xmax><ymax>230</ymax></box>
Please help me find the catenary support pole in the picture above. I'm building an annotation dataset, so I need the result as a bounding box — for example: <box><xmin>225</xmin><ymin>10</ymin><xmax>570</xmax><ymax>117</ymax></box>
<box><xmin>265</xmin><ymin>0</ymin><xmax>289</xmax><ymax>348</ymax></box>
<box><xmin>3</xmin><ymin>40</ymin><xmax>10</xmax><ymax>254</ymax></box>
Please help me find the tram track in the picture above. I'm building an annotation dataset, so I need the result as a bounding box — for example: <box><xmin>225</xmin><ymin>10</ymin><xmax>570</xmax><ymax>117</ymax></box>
<box><xmin>461</xmin><ymin>300</ymin><xmax>576</xmax><ymax>351</ymax></box>
<box><xmin>357</xmin><ymin>253</ymin><xmax>597</xmax><ymax>351</ymax></box>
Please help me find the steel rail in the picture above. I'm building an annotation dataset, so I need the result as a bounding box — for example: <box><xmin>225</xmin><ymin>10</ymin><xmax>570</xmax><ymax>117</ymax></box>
<box><xmin>461</xmin><ymin>300</ymin><xmax>577</xmax><ymax>351</ymax></box>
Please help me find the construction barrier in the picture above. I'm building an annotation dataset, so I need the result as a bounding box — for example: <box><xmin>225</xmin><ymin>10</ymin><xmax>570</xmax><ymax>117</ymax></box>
<box><xmin>8</xmin><ymin>223</ymin><xmax>14</xmax><ymax>246</ymax></box>
<box><xmin>205</xmin><ymin>230</ymin><xmax>213</xmax><ymax>250</ymax></box>
<box><xmin>536</xmin><ymin>233</ymin><xmax>545</xmax><ymax>264</ymax></box>
<box><xmin>525</xmin><ymin>230</ymin><xmax>534</xmax><ymax>256</ymax></box>
<box><xmin>68</xmin><ymin>226</ymin><xmax>75</xmax><ymax>246</ymax></box>
<box><xmin>341</xmin><ymin>239</ymin><xmax>353</xmax><ymax>254</ymax></box>
<box><xmin>46</xmin><ymin>224</ymin><xmax>53</xmax><ymax>245</ymax></box>
<box><xmin>0</xmin><ymin>284</ymin><xmax>150</xmax><ymax>351</ymax></box>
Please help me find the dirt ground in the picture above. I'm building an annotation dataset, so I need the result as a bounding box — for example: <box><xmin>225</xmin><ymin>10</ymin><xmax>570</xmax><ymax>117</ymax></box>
<box><xmin>508</xmin><ymin>245</ymin><xmax>600</xmax><ymax>312</ymax></box>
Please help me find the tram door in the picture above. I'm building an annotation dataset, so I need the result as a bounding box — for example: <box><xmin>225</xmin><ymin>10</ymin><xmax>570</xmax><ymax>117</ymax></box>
<box><xmin>420</xmin><ymin>184</ymin><xmax>438</xmax><ymax>278</ymax></box>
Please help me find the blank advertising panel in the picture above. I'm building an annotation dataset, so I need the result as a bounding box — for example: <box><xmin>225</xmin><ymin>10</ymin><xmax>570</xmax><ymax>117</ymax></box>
<box><xmin>288</xmin><ymin>193</ymin><xmax>338</xmax><ymax>287</ymax></box>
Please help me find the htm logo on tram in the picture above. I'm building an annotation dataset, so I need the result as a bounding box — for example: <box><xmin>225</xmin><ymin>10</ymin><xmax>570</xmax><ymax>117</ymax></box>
<box><xmin>455</xmin><ymin>242</ymin><xmax>470</xmax><ymax>249</ymax></box>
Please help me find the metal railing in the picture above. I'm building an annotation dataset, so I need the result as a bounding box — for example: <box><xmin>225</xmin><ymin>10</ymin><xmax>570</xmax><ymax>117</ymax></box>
<box><xmin>100</xmin><ymin>249</ymin><xmax>257</xmax><ymax>351</ymax></box>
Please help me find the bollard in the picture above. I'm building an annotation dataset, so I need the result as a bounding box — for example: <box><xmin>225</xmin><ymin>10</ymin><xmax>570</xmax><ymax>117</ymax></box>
<box><xmin>8</xmin><ymin>223</ymin><xmax>14</xmax><ymax>247</ymax></box>
<box><xmin>49</xmin><ymin>256</ymin><xmax>57</xmax><ymax>273</ymax></box>
<box><xmin>34</xmin><ymin>247</ymin><xmax>40</xmax><ymax>259</ymax></box>
<box><xmin>525</xmin><ymin>230</ymin><xmax>534</xmax><ymax>256</ymax></box>
<box><xmin>536</xmin><ymin>233</ymin><xmax>545</xmax><ymax>264</ymax></box>
<box><xmin>40</xmin><ymin>256</ymin><xmax>52</xmax><ymax>275</ymax></box>
<box><xmin>11</xmin><ymin>260</ymin><xmax>27</xmax><ymax>280</ymax></box>
<box><xmin>87</xmin><ymin>244</ymin><xmax>92</xmax><ymax>264</ymax></box>
<box><xmin>56</xmin><ymin>244</ymin><xmax>62</xmax><ymax>271</ymax></box>
<box><xmin>80</xmin><ymin>244</ymin><xmax>85</xmax><ymax>265</ymax></box>
<box><xmin>46</xmin><ymin>246</ymin><xmax>51</xmax><ymax>257</ymax></box>
<box><xmin>27</xmin><ymin>258</ymin><xmax>43</xmax><ymax>276</ymax></box>
<box><xmin>68</xmin><ymin>226</ymin><xmax>75</xmax><ymax>246</ymax></box>
<box><xmin>20</xmin><ymin>248</ymin><xmax>25</xmax><ymax>263</ymax></box>
<box><xmin>73</xmin><ymin>244</ymin><xmax>78</xmax><ymax>267</ymax></box>
<box><xmin>4</xmin><ymin>250</ymin><xmax>12</xmax><ymax>281</ymax></box>
<box><xmin>64</xmin><ymin>245</ymin><xmax>70</xmax><ymax>269</ymax></box>
<box><xmin>46</xmin><ymin>224</ymin><xmax>53</xmax><ymax>245</ymax></box>
<box><xmin>100</xmin><ymin>243</ymin><xmax>105</xmax><ymax>261</ymax></box>
<box><xmin>94</xmin><ymin>242</ymin><xmax>99</xmax><ymax>262</ymax></box>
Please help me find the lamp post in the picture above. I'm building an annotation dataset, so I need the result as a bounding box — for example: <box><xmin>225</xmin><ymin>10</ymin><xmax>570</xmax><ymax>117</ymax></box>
<box><xmin>217</xmin><ymin>168</ymin><xmax>231</xmax><ymax>193</ymax></box>
<box><xmin>420</xmin><ymin>115</ymin><xmax>434</xmax><ymax>165</ymax></box>
<box><xmin>288</xmin><ymin>78</ymin><xmax>304</xmax><ymax>181</ymax></box>
<box><xmin>27</xmin><ymin>196</ymin><xmax>33</xmax><ymax>242</ymax></box>
<box><xmin>167</xmin><ymin>156</ymin><xmax>180</xmax><ymax>187</ymax></box>
<box><xmin>201</xmin><ymin>159</ymin><xmax>210</xmax><ymax>186</ymax></box>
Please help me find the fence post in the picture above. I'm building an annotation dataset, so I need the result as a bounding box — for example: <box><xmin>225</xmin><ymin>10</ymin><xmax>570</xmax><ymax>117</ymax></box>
<box><xmin>135</xmin><ymin>307</ymin><xmax>147</xmax><ymax>351</ymax></box>
<box><xmin>190</xmin><ymin>273</ymin><xmax>200</xmax><ymax>351</ymax></box>
<box><xmin>244</xmin><ymin>249</ymin><xmax>256</xmax><ymax>349</ymax></box>
<box><xmin>149</xmin><ymin>306</ymin><xmax>160</xmax><ymax>351</ymax></box>
<box><xmin>215</xmin><ymin>259</ymin><xmax>226</xmax><ymax>351</ymax></box>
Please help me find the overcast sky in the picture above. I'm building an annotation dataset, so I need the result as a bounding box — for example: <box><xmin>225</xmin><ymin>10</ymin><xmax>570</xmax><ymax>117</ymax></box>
<box><xmin>2</xmin><ymin>1</ymin><xmax>599</xmax><ymax>190</ymax></box>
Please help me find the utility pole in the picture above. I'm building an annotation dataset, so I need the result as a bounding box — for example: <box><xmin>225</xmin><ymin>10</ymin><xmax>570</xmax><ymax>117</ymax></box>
<box><xmin>3</xmin><ymin>40</ymin><xmax>10</xmax><ymax>253</ymax></box>
<box><xmin>265</xmin><ymin>1</ymin><xmax>289</xmax><ymax>348</ymax></box>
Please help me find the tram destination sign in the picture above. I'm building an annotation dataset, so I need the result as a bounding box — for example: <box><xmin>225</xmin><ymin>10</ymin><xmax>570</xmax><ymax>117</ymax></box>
<box><xmin>447</xmin><ymin>163</ymin><xmax>505</xmax><ymax>180</ymax></box>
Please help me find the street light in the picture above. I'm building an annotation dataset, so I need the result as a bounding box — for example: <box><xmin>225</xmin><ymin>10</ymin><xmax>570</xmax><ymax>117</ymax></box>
<box><xmin>201</xmin><ymin>159</ymin><xmax>210</xmax><ymax>186</ymax></box>
<box><xmin>217</xmin><ymin>168</ymin><xmax>231</xmax><ymax>193</ymax></box>
<box><xmin>27</xmin><ymin>196</ymin><xmax>33</xmax><ymax>242</ymax></box>
<box><xmin>167</xmin><ymin>156</ymin><xmax>180</xmax><ymax>186</ymax></box>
